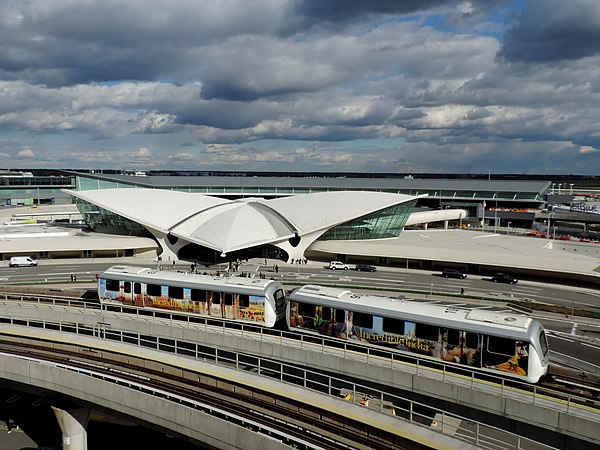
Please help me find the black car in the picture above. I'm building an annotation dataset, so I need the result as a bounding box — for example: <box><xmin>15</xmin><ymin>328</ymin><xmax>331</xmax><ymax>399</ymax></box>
<box><xmin>442</xmin><ymin>268</ymin><xmax>467</xmax><ymax>279</ymax></box>
<box><xmin>491</xmin><ymin>273</ymin><xmax>518</xmax><ymax>284</ymax></box>
<box><xmin>355</xmin><ymin>264</ymin><xmax>377</xmax><ymax>272</ymax></box>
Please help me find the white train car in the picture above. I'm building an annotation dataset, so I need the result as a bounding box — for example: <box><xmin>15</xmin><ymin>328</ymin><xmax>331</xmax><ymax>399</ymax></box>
<box><xmin>98</xmin><ymin>265</ymin><xmax>286</xmax><ymax>328</ymax></box>
<box><xmin>288</xmin><ymin>285</ymin><xmax>549</xmax><ymax>383</ymax></box>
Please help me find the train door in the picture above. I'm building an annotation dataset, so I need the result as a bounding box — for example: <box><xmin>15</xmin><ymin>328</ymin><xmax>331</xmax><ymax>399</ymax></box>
<box><xmin>333</xmin><ymin>309</ymin><xmax>347</xmax><ymax>338</ymax></box>
<box><xmin>122</xmin><ymin>281</ymin><xmax>134</xmax><ymax>306</ymax></box>
<box><xmin>319</xmin><ymin>306</ymin><xmax>334</xmax><ymax>336</ymax></box>
<box><xmin>133</xmin><ymin>282</ymin><xmax>143</xmax><ymax>306</ymax></box>
<box><xmin>441</xmin><ymin>329</ymin><xmax>481</xmax><ymax>367</ymax></box>
<box><xmin>464</xmin><ymin>331</ymin><xmax>481</xmax><ymax>367</ymax></box>
<box><xmin>223</xmin><ymin>292</ymin><xmax>235</xmax><ymax>319</ymax></box>
<box><xmin>209</xmin><ymin>291</ymin><xmax>223</xmax><ymax>317</ymax></box>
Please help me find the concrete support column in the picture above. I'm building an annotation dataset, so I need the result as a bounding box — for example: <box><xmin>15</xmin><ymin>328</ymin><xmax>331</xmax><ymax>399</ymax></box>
<box><xmin>51</xmin><ymin>407</ymin><xmax>90</xmax><ymax>450</ymax></box>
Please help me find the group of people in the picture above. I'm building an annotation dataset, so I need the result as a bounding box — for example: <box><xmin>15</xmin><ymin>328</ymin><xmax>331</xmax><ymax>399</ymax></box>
<box><xmin>289</xmin><ymin>258</ymin><xmax>307</xmax><ymax>264</ymax></box>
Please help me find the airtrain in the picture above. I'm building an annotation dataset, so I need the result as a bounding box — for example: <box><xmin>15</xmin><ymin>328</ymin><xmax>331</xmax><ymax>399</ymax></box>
<box><xmin>97</xmin><ymin>265</ymin><xmax>286</xmax><ymax>327</ymax></box>
<box><xmin>97</xmin><ymin>266</ymin><xmax>549</xmax><ymax>383</ymax></box>
<box><xmin>288</xmin><ymin>285</ymin><xmax>549</xmax><ymax>383</ymax></box>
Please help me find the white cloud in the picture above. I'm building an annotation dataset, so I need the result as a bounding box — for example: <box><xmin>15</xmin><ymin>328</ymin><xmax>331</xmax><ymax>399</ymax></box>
<box><xmin>17</xmin><ymin>148</ymin><xmax>35</xmax><ymax>158</ymax></box>
<box><xmin>0</xmin><ymin>1</ymin><xmax>598</xmax><ymax>173</ymax></box>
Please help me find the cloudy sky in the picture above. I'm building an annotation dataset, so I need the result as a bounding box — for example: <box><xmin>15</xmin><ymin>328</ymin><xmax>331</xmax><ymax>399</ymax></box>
<box><xmin>1</xmin><ymin>0</ymin><xmax>599</xmax><ymax>174</ymax></box>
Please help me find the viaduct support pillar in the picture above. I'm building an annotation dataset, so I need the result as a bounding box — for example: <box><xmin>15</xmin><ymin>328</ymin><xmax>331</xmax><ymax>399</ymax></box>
<box><xmin>51</xmin><ymin>407</ymin><xmax>90</xmax><ymax>450</ymax></box>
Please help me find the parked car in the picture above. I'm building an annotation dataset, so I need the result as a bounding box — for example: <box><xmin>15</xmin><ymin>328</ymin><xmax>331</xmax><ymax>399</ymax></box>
<box><xmin>491</xmin><ymin>273</ymin><xmax>518</xmax><ymax>284</ymax></box>
<box><xmin>329</xmin><ymin>261</ymin><xmax>349</xmax><ymax>270</ymax></box>
<box><xmin>442</xmin><ymin>268</ymin><xmax>467</xmax><ymax>279</ymax></box>
<box><xmin>8</xmin><ymin>256</ymin><xmax>38</xmax><ymax>267</ymax></box>
<box><xmin>355</xmin><ymin>264</ymin><xmax>377</xmax><ymax>272</ymax></box>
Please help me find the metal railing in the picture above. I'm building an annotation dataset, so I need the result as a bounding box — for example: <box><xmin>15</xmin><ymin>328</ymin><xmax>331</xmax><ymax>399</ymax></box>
<box><xmin>0</xmin><ymin>313</ymin><xmax>557</xmax><ymax>450</ymax></box>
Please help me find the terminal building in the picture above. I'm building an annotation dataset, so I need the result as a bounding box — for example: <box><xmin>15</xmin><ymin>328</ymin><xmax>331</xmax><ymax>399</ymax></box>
<box><xmin>1</xmin><ymin>170</ymin><xmax>599</xmax><ymax>284</ymax></box>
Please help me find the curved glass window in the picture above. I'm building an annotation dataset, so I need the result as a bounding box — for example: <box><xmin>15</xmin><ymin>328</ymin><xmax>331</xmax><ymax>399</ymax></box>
<box><xmin>317</xmin><ymin>200</ymin><xmax>416</xmax><ymax>241</ymax></box>
<box><xmin>74</xmin><ymin>198</ymin><xmax>153</xmax><ymax>238</ymax></box>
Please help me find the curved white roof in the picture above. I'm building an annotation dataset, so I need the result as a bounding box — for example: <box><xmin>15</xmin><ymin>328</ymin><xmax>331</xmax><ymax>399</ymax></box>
<box><xmin>66</xmin><ymin>188</ymin><xmax>416</xmax><ymax>254</ymax></box>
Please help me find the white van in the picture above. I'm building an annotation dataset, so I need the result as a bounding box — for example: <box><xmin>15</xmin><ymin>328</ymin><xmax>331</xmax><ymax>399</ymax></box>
<box><xmin>9</xmin><ymin>256</ymin><xmax>38</xmax><ymax>267</ymax></box>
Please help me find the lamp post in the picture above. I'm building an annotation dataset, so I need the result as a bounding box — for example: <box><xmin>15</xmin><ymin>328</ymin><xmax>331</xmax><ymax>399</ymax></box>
<box><xmin>508</xmin><ymin>221</ymin><xmax>511</xmax><ymax>235</ymax></box>
<box><xmin>482</xmin><ymin>201</ymin><xmax>486</xmax><ymax>231</ymax></box>
<box><xmin>494</xmin><ymin>193</ymin><xmax>498</xmax><ymax>233</ymax></box>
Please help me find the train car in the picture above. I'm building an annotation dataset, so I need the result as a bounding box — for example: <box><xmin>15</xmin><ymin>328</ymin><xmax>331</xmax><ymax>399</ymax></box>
<box><xmin>287</xmin><ymin>285</ymin><xmax>549</xmax><ymax>383</ymax></box>
<box><xmin>98</xmin><ymin>265</ymin><xmax>286</xmax><ymax>328</ymax></box>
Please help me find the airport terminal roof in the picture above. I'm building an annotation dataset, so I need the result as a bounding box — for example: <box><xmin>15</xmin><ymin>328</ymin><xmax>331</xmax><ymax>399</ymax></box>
<box><xmin>66</xmin><ymin>188</ymin><xmax>417</xmax><ymax>254</ymax></box>
<box><xmin>72</xmin><ymin>172</ymin><xmax>551</xmax><ymax>198</ymax></box>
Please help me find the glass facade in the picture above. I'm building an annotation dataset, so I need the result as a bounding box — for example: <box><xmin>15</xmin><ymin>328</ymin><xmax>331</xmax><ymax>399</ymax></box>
<box><xmin>317</xmin><ymin>200</ymin><xmax>417</xmax><ymax>241</ymax></box>
<box><xmin>74</xmin><ymin>198</ymin><xmax>153</xmax><ymax>238</ymax></box>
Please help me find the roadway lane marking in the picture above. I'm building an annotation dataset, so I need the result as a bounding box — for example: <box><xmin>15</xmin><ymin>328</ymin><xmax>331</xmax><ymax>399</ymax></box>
<box><xmin>581</xmin><ymin>342</ymin><xmax>600</xmax><ymax>350</ymax></box>
<box><xmin>550</xmin><ymin>350</ymin><xmax>600</xmax><ymax>371</ymax></box>
<box><xmin>548</xmin><ymin>335</ymin><xmax>574</xmax><ymax>343</ymax></box>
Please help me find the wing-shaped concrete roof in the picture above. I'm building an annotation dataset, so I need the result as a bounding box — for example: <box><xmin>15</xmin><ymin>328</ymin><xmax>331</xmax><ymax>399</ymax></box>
<box><xmin>66</xmin><ymin>188</ymin><xmax>415</xmax><ymax>254</ymax></box>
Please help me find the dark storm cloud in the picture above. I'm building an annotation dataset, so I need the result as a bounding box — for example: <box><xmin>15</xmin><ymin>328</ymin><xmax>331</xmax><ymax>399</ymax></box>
<box><xmin>290</xmin><ymin>0</ymin><xmax>452</xmax><ymax>24</ymax></box>
<box><xmin>0</xmin><ymin>0</ymin><xmax>281</xmax><ymax>87</ymax></box>
<box><xmin>0</xmin><ymin>0</ymin><xmax>599</xmax><ymax>173</ymax></box>
<box><xmin>498</xmin><ymin>0</ymin><xmax>600</xmax><ymax>62</ymax></box>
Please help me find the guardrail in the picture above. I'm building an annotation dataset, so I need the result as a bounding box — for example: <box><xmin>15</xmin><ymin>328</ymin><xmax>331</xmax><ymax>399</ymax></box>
<box><xmin>0</xmin><ymin>292</ymin><xmax>597</xmax><ymax>417</ymax></box>
<box><xmin>0</xmin><ymin>313</ymin><xmax>556</xmax><ymax>450</ymax></box>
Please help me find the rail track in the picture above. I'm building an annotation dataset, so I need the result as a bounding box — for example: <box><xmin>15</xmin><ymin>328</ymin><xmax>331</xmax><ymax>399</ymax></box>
<box><xmin>0</xmin><ymin>334</ymin><xmax>424</xmax><ymax>450</ymax></box>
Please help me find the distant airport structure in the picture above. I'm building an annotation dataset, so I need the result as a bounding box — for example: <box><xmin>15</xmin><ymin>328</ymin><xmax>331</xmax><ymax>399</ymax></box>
<box><xmin>1</xmin><ymin>171</ymin><xmax>599</xmax><ymax>284</ymax></box>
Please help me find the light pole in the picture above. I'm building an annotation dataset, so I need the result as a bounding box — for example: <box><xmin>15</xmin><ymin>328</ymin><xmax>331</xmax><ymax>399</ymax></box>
<box><xmin>494</xmin><ymin>193</ymin><xmax>498</xmax><ymax>233</ymax></box>
<box><xmin>482</xmin><ymin>201</ymin><xmax>486</xmax><ymax>231</ymax></box>
<box><xmin>507</xmin><ymin>221</ymin><xmax>511</xmax><ymax>235</ymax></box>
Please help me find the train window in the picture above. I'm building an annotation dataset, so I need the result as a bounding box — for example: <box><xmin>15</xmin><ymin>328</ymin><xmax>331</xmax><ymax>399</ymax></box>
<box><xmin>123</xmin><ymin>282</ymin><xmax>131</xmax><ymax>294</ymax></box>
<box><xmin>212</xmin><ymin>293</ymin><xmax>221</xmax><ymax>305</ymax></box>
<box><xmin>382</xmin><ymin>317</ymin><xmax>405</xmax><ymax>334</ymax></box>
<box><xmin>335</xmin><ymin>309</ymin><xmax>345</xmax><ymax>323</ymax></box>
<box><xmin>465</xmin><ymin>332</ymin><xmax>479</xmax><ymax>349</ymax></box>
<box><xmin>274</xmin><ymin>289</ymin><xmax>285</xmax><ymax>308</ymax></box>
<box><xmin>238</xmin><ymin>294</ymin><xmax>249</xmax><ymax>308</ymax></box>
<box><xmin>298</xmin><ymin>302</ymin><xmax>315</xmax><ymax>317</ymax></box>
<box><xmin>539</xmin><ymin>330</ymin><xmax>548</xmax><ymax>356</ymax></box>
<box><xmin>223</xmin><ymin>293</ymin><xmax>233</xmax><ymax>306</ymax></box>
<box><xmin>446</xmin><ymin>329</ymin><xmax>460</xmax><ymax>346</ymax></box>
<box><xmin>321</xmin><ymin>307</ymin><xmax>332</xmax><ymax>321</ymax></box>
<box><xmin>147</xmin><ymin>284</ymin><xmax>162</xmax><ymax>297</ymax></box>
<box><xmin>190</xmin><ymin>289</ymin><xmax>206</xmax><ymax>302</ymax></box>
<box><xmin>415</xmin><ymin>323</ymin><xmax>439</xmax><ymax>341</ymax></box>
<box><xmin>353</xmin><ymin>312</ymin><xmax>373</xmax><ymax>329</ymax></box>
<box><xmin>169</xmin><ymin>286</ymin><xmax>183</xmax><ymax>299</ymax></box>
<box><xmin>487</xmin><ymin>336</ymin><xmax>515</xmax><ymax>357</ymax></box>
<box><xmin>134</xmin><ymin>283</ymin><xmax>141</xmax><ymax>295</ymax></box>
<box><xmin>105</xmin><ymin>279</ymin><xmax>120</xmax><ymax>292</ymax></box>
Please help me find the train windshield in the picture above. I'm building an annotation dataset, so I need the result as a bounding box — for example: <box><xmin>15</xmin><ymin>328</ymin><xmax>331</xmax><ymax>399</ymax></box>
<box><xmin>539</xmin><ymin>330</ymin><xmax>549</xmax><ymax>357</ymax></box>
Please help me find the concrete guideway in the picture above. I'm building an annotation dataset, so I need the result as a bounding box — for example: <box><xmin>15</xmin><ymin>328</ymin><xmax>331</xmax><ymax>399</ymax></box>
<box><xmin>0</xmin><ymin>304</ymin><xmax>596</xmax><ymax>448</ymax></box>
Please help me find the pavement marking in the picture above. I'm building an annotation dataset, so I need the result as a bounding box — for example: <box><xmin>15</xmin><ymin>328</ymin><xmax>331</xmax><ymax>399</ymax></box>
<box><xmin>548</xmin><ymin>335</ymin><xmax>574</xmax><ymax>343</ymax></box>
<box><xmin>551</xmin><ymin>350</ymin><xmax>600</xmax><ymax>371</ymax></box>
<box><xmin>581</xmin><ymin>342</ymin><xmax>600</xmax><ymax>350</ymax></box>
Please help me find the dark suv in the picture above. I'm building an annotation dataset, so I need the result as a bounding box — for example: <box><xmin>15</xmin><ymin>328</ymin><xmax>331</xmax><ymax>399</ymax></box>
<box><xmin>442</xmin><ymin>268</ymin><xmax>467</xmax><ymax>279</ymax></box>
<box><xmin>491</xmin><ymin>273</ymin><xmax>518</xmax><ymax>284</ymax></box>
<box><xmin>355</xmin><ymin>264</ymin><xmax>377</xmax><ymax>272</ymax></box>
